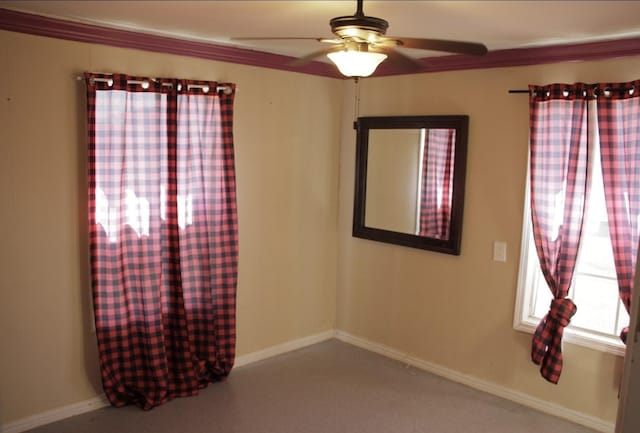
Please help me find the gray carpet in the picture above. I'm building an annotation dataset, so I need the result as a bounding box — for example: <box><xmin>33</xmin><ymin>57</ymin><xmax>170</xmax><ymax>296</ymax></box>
<box><xmin>27</xmin><ymin>340</ymin><xmax>598</xmax><ymax>433</ymax></box>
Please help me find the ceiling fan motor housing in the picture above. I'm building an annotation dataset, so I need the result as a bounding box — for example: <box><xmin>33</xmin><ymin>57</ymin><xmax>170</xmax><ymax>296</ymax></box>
<box><xmin>330</xmin><ymin>15</ymin><xmax>389</xmax><ymax>41</ymax></box>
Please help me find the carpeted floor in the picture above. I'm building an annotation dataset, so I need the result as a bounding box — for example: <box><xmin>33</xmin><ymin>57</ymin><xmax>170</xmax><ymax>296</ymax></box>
<box><xmin>26</xmin><ymin>340</ymin><xmax>598</xmax><ymax>433</ymax></box>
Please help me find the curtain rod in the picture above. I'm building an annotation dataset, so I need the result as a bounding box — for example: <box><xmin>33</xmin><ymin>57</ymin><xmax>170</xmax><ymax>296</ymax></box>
<box><xmin>509</xmin><ymin>85</ymin><xmax>636</xmax><ymax>95</ymax></box>
<box><xmin>76</xmin><ymin>76</ymin><xmax>234</xmax><ymax>94</ymax></box>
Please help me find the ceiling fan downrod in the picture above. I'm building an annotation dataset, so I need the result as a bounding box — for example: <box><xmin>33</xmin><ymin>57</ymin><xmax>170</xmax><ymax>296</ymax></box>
<box><xmin>330</xmin><ymin>0</ymin><xmax>389</xmax><ymax>40</ymax></box>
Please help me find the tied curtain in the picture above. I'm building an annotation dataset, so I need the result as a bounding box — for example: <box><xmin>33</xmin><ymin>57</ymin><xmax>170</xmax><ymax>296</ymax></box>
<box><xmin>529</xmin><ymin>80</ymin><xmax>640</xmax><ymax>383</ymax></box>
<box><xmin>418</xmin><ymin>128</ymin><xmax>455</xmax><ymax>239</ymax></box>
<box><xmin>597</xmin><ymin>80</ymin><xmax>640</xmax><ymax>343</ymax></box>
<box><xmin>85</xmin><ymin>73</ymin><xmax>238</xmax><ymax>408</ymax></box>
<box><xmin>529</xmin><ymin>83</ymin><xmax>588</xmax><ymax>384</ymax></box>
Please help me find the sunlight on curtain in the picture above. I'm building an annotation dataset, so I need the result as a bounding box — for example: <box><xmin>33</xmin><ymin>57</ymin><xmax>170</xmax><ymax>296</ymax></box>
<box><xmin>86</xmin><ymin>73</ymin><xmax>238</xmax><ymax>409</ymax></box>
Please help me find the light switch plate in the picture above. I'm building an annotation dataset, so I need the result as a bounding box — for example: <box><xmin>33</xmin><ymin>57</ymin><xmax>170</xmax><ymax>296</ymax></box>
<box><xmin>493</xmin><ymin>241</ymin><xmax>507</xmax><ymax>262</ymax></box>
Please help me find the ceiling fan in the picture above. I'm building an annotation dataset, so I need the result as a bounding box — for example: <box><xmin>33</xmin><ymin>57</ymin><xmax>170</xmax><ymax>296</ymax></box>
<box><xmin>233</xmin><ymin>0</ymin><xmax>488</xmax><ymax>78</ymax></box>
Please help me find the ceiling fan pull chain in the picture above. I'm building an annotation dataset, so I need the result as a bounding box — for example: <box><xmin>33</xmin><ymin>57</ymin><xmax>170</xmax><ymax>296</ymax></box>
<box><xmin>353</xmin><ymin>78</ymin><xmax>361</xmax><ymax>127</ymax></box>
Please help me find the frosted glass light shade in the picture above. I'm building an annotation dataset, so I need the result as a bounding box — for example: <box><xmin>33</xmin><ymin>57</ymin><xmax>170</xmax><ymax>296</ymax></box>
<box><xmin>327</xmin><ymin>50</ymin><xmax>388</xmax><ymax>77</ymax></box>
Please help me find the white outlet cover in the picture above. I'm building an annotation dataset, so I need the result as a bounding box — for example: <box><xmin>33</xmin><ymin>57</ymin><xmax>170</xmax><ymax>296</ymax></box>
<box><xmin>493</xmin><ymin>241</ymin><xmax>507</xmax><ymax>262</ymax></box>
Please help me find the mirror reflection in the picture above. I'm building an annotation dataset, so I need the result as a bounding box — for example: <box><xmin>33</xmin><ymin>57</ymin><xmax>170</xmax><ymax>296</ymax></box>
<box><xmin>353</xmin><ymin>116</ymin><xmax>468</xmax><ymax>255</ymax></box>
<box><xmin>365</xmin><ymin>127</ymin><xmax>455</xmax><ymax>239</ymax></box>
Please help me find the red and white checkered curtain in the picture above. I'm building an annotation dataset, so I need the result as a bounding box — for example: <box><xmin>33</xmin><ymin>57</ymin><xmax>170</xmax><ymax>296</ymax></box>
<box><xmin>597</xmin><ymin>80</ymin><xmax>640</xmax><ymax>343</ymax></box>
<box><xmin>85</xmin><ymin>73</ymin><xmax>238</xmax><ymax>409</ymax></box>
<box><xmin>528</xmin><ymin>84</ymin><xmax>588</xmax><ymax>384</ymax></box>
<box><xmin>418</xmin><ymin>128</ymin><xmax>455</xmax><ymax>239</ymax></box>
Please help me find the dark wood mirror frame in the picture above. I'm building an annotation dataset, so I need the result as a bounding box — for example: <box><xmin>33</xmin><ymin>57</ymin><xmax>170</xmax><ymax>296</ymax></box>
<box><xmin>353</xmin><ymin>115</ymin><xmax>469</xmax><ymax>255</ymax></box>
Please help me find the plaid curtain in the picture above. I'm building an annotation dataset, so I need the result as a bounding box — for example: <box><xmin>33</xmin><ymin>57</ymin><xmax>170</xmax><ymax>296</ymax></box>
<box><xmin>85</xmin><ymin>73</ymin><xmax>238</xmax><ymax>409</ymax></box>
<box><xmin>418</xmin><ymin>128</ymin><xmax>455</xmax><ymax>239</ymax></box>
<box><xmin>596</xmin><ymin>80</ymin><xmax>640</xmax><ymax>343</ymax></box>
<box><xmin>528</xmin><ymin>84</ymin><xmax>588</xmax><ymax>384</ymax></box>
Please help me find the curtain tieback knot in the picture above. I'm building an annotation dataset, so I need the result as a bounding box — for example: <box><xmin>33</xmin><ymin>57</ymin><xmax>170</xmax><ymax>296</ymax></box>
<box><xmin>621</xmin><ymin>326</ymin><xmax>629</xmax><ymax>344</ymax></box>
<box><xmin>547</xmin><ymin>298</ymin><xmax>577</xmax><ymax>327</ymax></box>
<box><xmin>530</xmin><ymin>297</ymin><xmax>577</xmax><ymax>384</ymax></box>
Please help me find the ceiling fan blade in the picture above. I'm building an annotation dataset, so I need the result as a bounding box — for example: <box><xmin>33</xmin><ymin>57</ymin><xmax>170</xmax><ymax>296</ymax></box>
<box><xmin>388</xmin><ymin>37</ymin><xmax>488</xmax><ymax>56</ymax></box>
<box><xmin>379</xmin><ymin>48</ymin><xmax>422</xmax><ymax>72</ymax></box>
<box><xmin>288</xmin><ymin>45</ymin><xmax>345</xmax><ymax>67</ymax></box>
<box><xmin>231</xmin><ymin>36</ymin><xmax>344</xmax><ymax>44</ymax></box>
<box><xmin>231</xmin><ymin>37</ymin><xmax>323</xmax><ymax>41</ymax></box>
<box><xmin>318</xmin><ymin>38</ymin><xmax>345</xmax><ymax>44</ymax></box>
<box><xmin>231</xmin><ymin>37</ymin><xmax>343</xmax><ymax>45</ymax></box>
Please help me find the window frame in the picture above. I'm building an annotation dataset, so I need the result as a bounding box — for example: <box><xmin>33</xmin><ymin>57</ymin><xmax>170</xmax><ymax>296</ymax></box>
<box><xmin>514</xmin><ymin>165</ymin><xmax>626</xmax><ymax>357</ymax></box>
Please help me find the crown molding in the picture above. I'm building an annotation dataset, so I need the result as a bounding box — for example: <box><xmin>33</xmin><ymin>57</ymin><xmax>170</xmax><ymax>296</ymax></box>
<box><xmin>375</xmin><ymin>36</ymin><xmax>640</xmax><ymax>76</ymax></box>
<box><xmin>2</xmin><ymin>8</ymin><xmax>640</xmax><ymax>79</ymax></box>
<box><xmin>0</xmin><ymin>8</ymin><xmax>340</xmax><ymax>78</ymax></box>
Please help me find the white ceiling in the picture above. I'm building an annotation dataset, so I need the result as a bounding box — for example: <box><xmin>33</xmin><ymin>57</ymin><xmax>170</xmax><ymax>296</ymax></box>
<box><xmin>3</xmin><ymin>1</ymin><xmax>640</xmax><ymax>60</ymax></box>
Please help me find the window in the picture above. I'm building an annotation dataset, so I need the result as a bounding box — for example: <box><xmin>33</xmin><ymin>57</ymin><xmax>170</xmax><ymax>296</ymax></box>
<box><xmin>515</xmin><ymin>101</ymin><xmax>629</xmax><ymax>355</ymax></box>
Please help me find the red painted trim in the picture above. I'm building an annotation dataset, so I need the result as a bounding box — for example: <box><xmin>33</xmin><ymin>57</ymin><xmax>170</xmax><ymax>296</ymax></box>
<box><xmin>2</xmin><ymin>8</ymin><xmax>640</xmax><ymax>78</ymax></box>
<box><xmin>375</xmin><ymin>36</ymin><xmax>640</xmax><ymax>76</ymax></box>
<box><xmin>0</xmin><ymin>8</ymin><xmax>340</xmax><ymax>78</ymax></box>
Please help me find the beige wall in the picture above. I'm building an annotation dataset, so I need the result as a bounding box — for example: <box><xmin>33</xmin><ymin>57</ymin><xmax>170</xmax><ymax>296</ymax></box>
<box><xmin>0</xmin><ymin>30</ymin><xmax>340</xmax><ymax>424</ymax></box>
<box><xmin>337</xmin><ymin>57</ymin><xmax>640</xmax><ymax>424</ymax></box>
<box><xmin>365</xmin><ymin>128</ymin><xmax>421</xmax><ymax>233</ymax></box>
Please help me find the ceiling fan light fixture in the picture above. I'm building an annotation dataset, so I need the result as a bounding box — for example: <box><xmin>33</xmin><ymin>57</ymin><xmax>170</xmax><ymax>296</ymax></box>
<box><xmin>327</xmin><ymin>50</ymin><xmax>387</xmax><ymax>78</ymax></box>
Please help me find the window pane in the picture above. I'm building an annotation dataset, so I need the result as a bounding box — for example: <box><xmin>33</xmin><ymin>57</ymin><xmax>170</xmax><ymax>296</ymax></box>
<box><xmin>570</xmin><ymin>274</ymin><xmax>619</xmax><ymax>334</ymax></box>
<box><xmin>532</xmin><ymin>270</ymin><xmax>553</xmax><ymax>319</ymax></box>
<box><xmin>577</xmin><ymin>227</ymin><xmax>616</xmax><ymax>279</ymax></box>
<box><xmin>617</xmin><ymin>300</ymin><xmax>631</xmax><ymax>336</ymax></box>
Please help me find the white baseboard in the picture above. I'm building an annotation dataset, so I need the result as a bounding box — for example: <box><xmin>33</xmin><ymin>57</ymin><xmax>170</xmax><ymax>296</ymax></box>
<box><xmin>1</xmin><ymin>329</ymin><xmax>336</xmax><ymax>433</ymax></box>
<box><xmin>2</xmin><ymin>394</ymin><xmax>111</xmax><ymax>433</ymax></box>
<box><xmin>335</xmin><ymin>330</ymin><xmax>614</xmax><ymax>433</ymax></box>
<box><xmin>235</xmin><ymin>329</ymin><xmax>336</xmax><ymax>367</ymax></box>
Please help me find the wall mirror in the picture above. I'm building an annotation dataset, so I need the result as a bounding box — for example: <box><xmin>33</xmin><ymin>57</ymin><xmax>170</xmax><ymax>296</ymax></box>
<box><xmin>353</xmin><ymin>115</ymin><xmax>468</xmax><ymax>255</ymax></box>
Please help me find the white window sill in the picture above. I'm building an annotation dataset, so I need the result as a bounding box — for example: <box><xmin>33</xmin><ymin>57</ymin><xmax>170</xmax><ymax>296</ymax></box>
<box><xmin>514</xmin><ymin>318</ymin><xmax>626</xmax><ymax>357</ymax></box>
